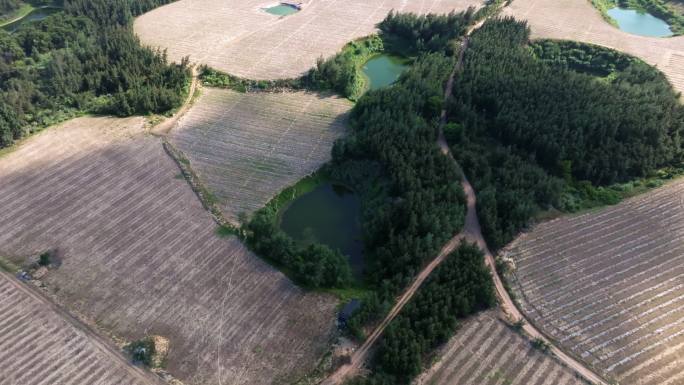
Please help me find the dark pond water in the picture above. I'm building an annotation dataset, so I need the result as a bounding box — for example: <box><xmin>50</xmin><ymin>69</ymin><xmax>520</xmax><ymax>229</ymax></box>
<box><xmin>607</xmin><ymin>7</ymin><xmax>673</xmax><ymax>37</ymax></box>
<box><xmin>362</xmin><ymin>54</ymin><xmax>409</xmax><ymax>90</ymax></box>
<box><xmin>2</xmin><ymin>7</ymin><xmax>60</xmax><ymax>33</ymax></box>
<box><xmin>280</xmin><ymin>183</ymin><xmax>363</xmax><ymax>277</ymax></box>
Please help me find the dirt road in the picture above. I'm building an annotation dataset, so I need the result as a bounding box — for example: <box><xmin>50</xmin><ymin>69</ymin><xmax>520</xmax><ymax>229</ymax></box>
<box><xmin>322</xmin><ymin>13</ymin><xmax>609</xmax><ymax>385</ymax></box>
<box><xmin>151</xmin><ymin>65</ymin><xmax>199</xmax><ymax>135</ymax></box>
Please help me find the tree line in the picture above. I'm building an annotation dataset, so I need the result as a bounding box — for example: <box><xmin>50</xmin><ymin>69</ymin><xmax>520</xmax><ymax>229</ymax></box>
<box><xmin>0</xmin><ymin>0</ymin><xmax>189</xmax><ymax>148</ymax></box>
<box><xmin>447</xmin><ymin>17</ymin><xmax>684</xmax><ymax>249</ymax></box>
<box><xmin>348</xmin><ymin>243</ymin><xmax>495</xmax><ymax>385</ymax></box>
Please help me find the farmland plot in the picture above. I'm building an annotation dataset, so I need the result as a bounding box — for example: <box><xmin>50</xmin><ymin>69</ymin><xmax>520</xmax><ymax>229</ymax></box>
<box><xmin>134</xmin><ymin>0</ymin><xmax>484</xmax><ymax>80</ymax></box>
<box><xmin>505</xmin><ymin>179</ymin><xmax>684</xmax><ymax>384</ymax></box>
<box><xmin>170</xmin><ymin>88</ymin><xmax>351</xmax><ymax>222</ymax></box>
<box><xmin>0</xmin><ymin>272</ymin><xmax>161</xmax><ymax>385</ymax></box>
<box><xmin>503</xmin><ymin>0</ymin><xmax>684</xmax><ymax>94</ymax></box>
<box><xmin>415</xmin><ymin>311</ymin><xmax>586</xmax><ymax>385</ymax></box>
<box><xmin>0</xmin><ymin>117</ymin><xmax>337</xmax><ymax>385</ymax></box>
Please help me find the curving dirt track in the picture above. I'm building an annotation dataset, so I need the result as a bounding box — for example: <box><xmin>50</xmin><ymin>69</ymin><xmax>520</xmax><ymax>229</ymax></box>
<box><xmin>323</xmin><ymin>19</ymin><xmax>608</xmax><ymax>383</ymax></box>
<box><xmin>134</xmin><ymin>0</ymin><xmax>484</xmax><ymax>80</ymax></box>
<box><xmin>0</xmin><ymin>117</ymin><xmax>337</xmax><ymax>385</ymax></box>
<box><xmin>502</xmin><ymin>0</ymin><xmax>684</xmax><ymax>95</ymax></box>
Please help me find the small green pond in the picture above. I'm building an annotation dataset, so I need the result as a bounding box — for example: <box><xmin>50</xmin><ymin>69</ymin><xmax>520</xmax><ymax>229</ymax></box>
<box><xmin>280</xmin><ymin>183</ymin><xmax>363</xmax><ymax>277</ymax></box>
<box><xmin>362</xmin><ymin>54</ymin><xmax>409</xmax><ymax>91</ymax></box>
<box><xmin>264</xmin><ymin>4</ymin><xmax>299</xmax><ymax>16</ymax></box>
<box><xmin>607</xmin><ymin>7</ymin><xmax>673</xmax><ymax>37</ymax></box>
<box><xmin>2</xmin><ymin>7</ymin><xmax>61</xmax><ymax>33</ymax></box>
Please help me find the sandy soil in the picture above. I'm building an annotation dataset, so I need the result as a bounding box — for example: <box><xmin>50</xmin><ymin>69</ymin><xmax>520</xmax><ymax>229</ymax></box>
<box><xmin>134</xmin><ymin>0</ymin><xmax>484</xmax><ymax>80</ymax></box>
<box><xmin>0</xmin><ymin>117</ymin><xmax>337</xmax><ymax>385</ymax></box>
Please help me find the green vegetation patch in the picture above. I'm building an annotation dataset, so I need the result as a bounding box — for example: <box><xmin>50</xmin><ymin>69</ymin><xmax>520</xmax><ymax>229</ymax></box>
<box><xmin>0</xmin><ymin>0</ymin><xmax>190</xmax><ymax>149</ymax></box>
<box><xmin>447</xmin><ymin>18</ymin><xmax>684</xmax><ymax>250</ymax></box>
<box><xmin>348</xmin><ymin>243</ymin><xmax>495</xmax><ymax>385</ymax></box>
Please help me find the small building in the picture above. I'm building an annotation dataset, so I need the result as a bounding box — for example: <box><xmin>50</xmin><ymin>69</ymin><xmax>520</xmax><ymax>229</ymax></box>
<box><xmin>338</xmin><ymin>299</ymin><xmax>361</xmax><ymax>328</ymax></box>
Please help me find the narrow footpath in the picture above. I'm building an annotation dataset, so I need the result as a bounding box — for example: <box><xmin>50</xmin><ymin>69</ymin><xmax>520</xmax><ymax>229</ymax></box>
<box><xmin>322</xmin><ymin>14</ymin><xmax>609</xmax><ymax>385</ymax></box>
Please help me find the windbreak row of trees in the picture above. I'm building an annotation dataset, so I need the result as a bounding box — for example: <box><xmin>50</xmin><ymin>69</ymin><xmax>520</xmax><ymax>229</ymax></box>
<box><xmin>447</xmin><ymin>17</ymin><xmax>684</xmax><ymax>250</ymax></box>
<box><xmin>348</xmin><ymin>243</ymin><xmax>495</xmax><ymax>385</ymax></box>
<box><xmin>0</xmin><ymin>0</ymin><xmax>189</xmax><ymax>147</ymax></box>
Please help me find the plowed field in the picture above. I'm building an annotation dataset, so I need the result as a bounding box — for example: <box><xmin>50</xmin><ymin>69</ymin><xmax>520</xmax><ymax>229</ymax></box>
<box><xmin>503</xmin><ymin>0</ymin><xmax>684</xmax><ymax>94</ymax></box>
<box><xmin>505</xmin><ymin>179</ymin><xmax>684</xmax><ymax>384</ymax></box>
<box><xmin>134</xmin><ymin>0</ymin><xmax>484</xmax><ymax>80</ymax></box>
<box><xmin>416</xmin><ymin>311</ymin><xmax>587</xmax><ymax>385</ymax></box>
<box><xmin>170</xmin><ymin>88</ymin><xmax>351</xmax><ymax>222</ymax></box>
<box><xmin>0</xmin><ymin>272</ymin><xmax>161</xmax><ymax>385</ymax></box>
<box><xmin>0</xmin><ymin>117</ymin><xmax>337</xmax><ymax>385</ymax></box>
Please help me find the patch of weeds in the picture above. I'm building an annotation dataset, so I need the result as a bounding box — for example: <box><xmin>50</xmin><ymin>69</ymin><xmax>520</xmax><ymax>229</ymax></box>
<box><xmin>512</xmin><ymin>319</ymin><xmax>525</xmax><ymax>332</ymax></box>
<box><xmin>215</xmin><ymin>225</ymin><xmax>237</xmax><ymax>238</ymax></box>
<box><xmin>0</xmin><ymin>256</ymin><xmax>20</xmax><ymax>273</ymax></box>
<box><xmin>38</xmin><ymin>252</ymin><xmax>51</xmax><ymax>267</ymax></box>
<box><xmin>174</xmin><ymin>173</ymin><xmax>185</xmax><ymax>180</ymax></box>
<box><xmin>126</xmin><ymin>337</ymin><xmax>156</xmax><ymax>367</ymax></box>
<box><xmin>531</xmin><ymin>337</ymin><xmax>550</xmax><ymax>352</ymax></box>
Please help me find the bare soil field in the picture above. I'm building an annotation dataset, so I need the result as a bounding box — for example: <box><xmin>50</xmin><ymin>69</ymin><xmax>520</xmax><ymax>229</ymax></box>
<box><xmin>0</xmin><ymin>272</ymin><xmax>161</xmax><ymax>385</ymax></box>
<box><xmin>504</xmin><ymin>178</ymin><xmax>684</xmax><ymax>384</ymax></box>
<box><xmin>133</xmin><ymin>0</ymin><xmax>484</xmax><ymax>80</ymax></box>
<box><xmin>0</xmin><ymin>117</ymin><xmax>337</xmax><ymax>385</ymax></box>
<box><xmin>503</xmin><ymin>0</ymin><xmax>684</xmax><ymax>95</ymax></box>
<box><xmin>414</xmin><ymin>310</ymin><xmax>587</xmax><ymax>385</ymax></box>
<box><xmin>169</xmin><ymin>88</ymin><xmax>351</xmax><ymax>222</ymax></box>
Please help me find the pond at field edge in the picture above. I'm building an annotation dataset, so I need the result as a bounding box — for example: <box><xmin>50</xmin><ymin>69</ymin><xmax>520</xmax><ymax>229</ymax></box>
<box><xmin>2</xmin><ymin>7</ymin><xmax>61</xmax><ymax>33</ymax></box>
<box><xmin>263</xmin><ymin>4</ymin><xmax>299</xmax><ymax>16</ymax></box>
<box><xmin>279</xmin><ymin>183</ymin><xmax>363</xmax><ymax>278</ymax></box>
<box><xmin>607</xmin><ymin>7</ymin><xmax>673</xmax><ymax>37</ymax></box>
<box><xmin>362</xmin><ymin>54</ymin><xmax>409</xmax><ymax>91</ymax></box>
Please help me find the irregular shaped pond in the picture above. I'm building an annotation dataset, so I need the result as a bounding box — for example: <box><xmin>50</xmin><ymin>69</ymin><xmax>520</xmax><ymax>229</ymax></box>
<box><xmin>362</xmin><ymin>54</ymin><xmax>409</xmax><ymax>91</ymax></box>
<box><xmin>280</xmin><ymin>183</ymin><xmax>363</xmax><ymax>278</ymax></box>
<box><xmin>607</xmin><ymin>7</ymin><xmax>673</xmax><ymax>37</ymax></box>
<box><xmin>263</xmin><ymin>4</ymin><xmax>299</xmax><ymax>16</ymax></box>
<box><xmin>2</xmin><ymin>7</ymin><xmax>61</xmax><ymax>33</ymax></box>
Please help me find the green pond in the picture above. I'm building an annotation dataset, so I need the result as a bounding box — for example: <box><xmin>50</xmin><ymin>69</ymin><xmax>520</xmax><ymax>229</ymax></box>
<box><xmin>2</xmin><ymin>7</ymin><xmax>61</xmax><ymax>33</ymax></box>
<box><xmin>264</xmin><ymin>4</ymin><xmax>299</xmax><ymax>16</ymax></box>
<box><xmin>607</xmin><ymin>7</ymin><xmax>673</xmax><ymax>37</ymax></box>
<box><xmin>280</xmin><ymin>183</ymin><xmax>363</xmax><ymax>277</ymax></box>
<box><xmin>362</xmin><ymin>54</ymin><xmax>409</xmax><ymax>91</ymax></box>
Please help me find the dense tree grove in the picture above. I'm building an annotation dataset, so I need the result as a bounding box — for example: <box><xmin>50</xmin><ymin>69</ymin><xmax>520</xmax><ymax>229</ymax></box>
<box><xmin>331</xmin><ymin>52</ymin><xmax>466</xmax><ymax>304</ymax></box>
<box><xmin>0</xmin><ymin>0</ymin><xmax>22</xmax><ymax>14</ymax></box>
<box><xmin>377</xmin><ymin>10</ymin><xmax>474</xmax><ymax>55</ymax></box>
<box><xmin>348</xmin><ymin>243</ymin><xmax>495</xmax><ymax>385</ymax></box>
<box><xmin>448</xmin><ymin>17</ymin><xmax>684</xmax><ymax>249</ymax></box>
<box><xmin>245</xmin><ymin>207</ymin><xmax>352</xmax><ymax>289</ymax></box>
<box><xmin>307</xmin><ymin>10</ymin><xmax>473</xmax><ymax>99</ymax></box>
<box><xmin>0</xmin><ymin>0</ymin><xmax>188</xmax><ymax>147</ymax></box>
